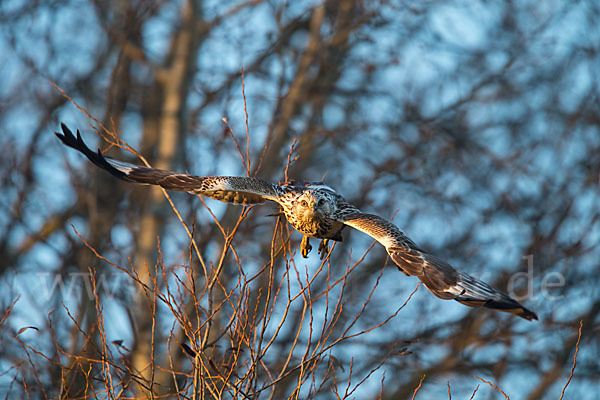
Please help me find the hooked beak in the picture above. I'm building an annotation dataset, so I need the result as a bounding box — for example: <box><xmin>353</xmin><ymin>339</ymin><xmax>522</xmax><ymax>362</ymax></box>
<box><xmin>310</xmin><ymin>201</ymin><xmax>317</xmax><ymax>212</ymax></box>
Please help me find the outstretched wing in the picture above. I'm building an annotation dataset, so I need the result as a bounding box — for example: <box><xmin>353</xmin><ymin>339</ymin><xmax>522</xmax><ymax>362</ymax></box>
<box><xmin>341</xmin><ymin>211</ymin><xmax>538</xmax><ymax>320</ymax></box>
<box><xmin>55</xmin><ymin>124</ymin><xmax>284</xmax><ymax>205</ymax></box>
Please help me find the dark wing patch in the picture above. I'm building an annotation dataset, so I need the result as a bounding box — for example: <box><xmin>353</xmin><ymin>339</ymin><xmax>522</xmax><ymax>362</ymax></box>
<box><xmin>55</xmin><ymin>123</ymin><xmax>129</xmax><ymax>180</ymax></box>
<box><xmin>342</xmin><ymin>212</ymin><xmax>537</xmax><ymax>321</ymax></box>
<box><xmin>56</xmin><ymin>124</ymin><xmax>283</xmax><ymax>205</ymax></box>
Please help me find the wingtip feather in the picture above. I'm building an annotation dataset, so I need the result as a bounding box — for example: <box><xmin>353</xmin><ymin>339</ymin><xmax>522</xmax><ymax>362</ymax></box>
<box><xmin>481</xmin><ymin>298</ymin><xmax>538</xmax><ymax>321</ymax></box>
<box><xmin>517</xmin><ymin>306</ymin><xmax>538</xmax><ymax>321</ymax></box>
<box><xmin>56</xmin><ymin>123</ymin><xmax>128</xmax><ymax>181</ymax></box>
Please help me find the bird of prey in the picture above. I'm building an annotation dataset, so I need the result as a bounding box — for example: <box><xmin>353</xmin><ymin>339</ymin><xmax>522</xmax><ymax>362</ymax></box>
<box><xmin>56</xmin><ymin>124</ymin><xmax>537</xmax><ymax>320</ymax></box>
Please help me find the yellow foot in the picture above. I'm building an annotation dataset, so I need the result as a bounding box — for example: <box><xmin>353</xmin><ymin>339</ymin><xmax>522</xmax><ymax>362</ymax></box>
<box><xmin>301</xmin><ymin>236</ymin><xmax>312</xmax><ymax>258</ymax></box>
<box><xmin>317</xmin><ymin>239</ymin><xmax>329</xmax><ymax>260</ymax></box>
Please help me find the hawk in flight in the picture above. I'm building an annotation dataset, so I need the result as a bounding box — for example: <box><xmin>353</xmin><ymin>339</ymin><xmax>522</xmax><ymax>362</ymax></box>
<box><xmin>56</xmin><ymin>124</ymin><xmax>537</xmax><ymax>320</ymax></box>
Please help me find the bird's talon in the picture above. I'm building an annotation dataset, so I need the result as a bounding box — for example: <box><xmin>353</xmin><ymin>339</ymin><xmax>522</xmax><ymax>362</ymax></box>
<box><xmin>301</xmin><ymin>236</ymin><xmax>312</xmax><ymax>258</ymax></box>
<box><xmin>318</xmin><ymin>239</ymin><xmax>329</xmax><ymax>260</ymax></box>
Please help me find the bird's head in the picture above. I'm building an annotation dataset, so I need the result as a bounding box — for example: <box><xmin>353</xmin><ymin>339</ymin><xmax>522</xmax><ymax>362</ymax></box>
<box><xmin>297</xmin><ymin>190</ymin><xmax>334</xmax><ymax>217</ymax></box>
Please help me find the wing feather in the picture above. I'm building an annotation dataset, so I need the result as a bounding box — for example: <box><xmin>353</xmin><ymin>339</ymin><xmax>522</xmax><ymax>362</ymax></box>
<box><xmin>342</xmin><ymin>212</ymin><xmax>537</xmax><ymax>320</ymax></box>
<box><xmin>56</xmin><ymin>124</ymin><xmax>283</xmax><ymax>205</ymax></box>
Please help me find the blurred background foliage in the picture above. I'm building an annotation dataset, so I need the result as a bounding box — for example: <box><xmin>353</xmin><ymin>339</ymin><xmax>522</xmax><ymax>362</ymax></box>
<box><xmin>0</xmin><ymin>0</ymin><xmax>598</xmax><ymax>398</ymax></box>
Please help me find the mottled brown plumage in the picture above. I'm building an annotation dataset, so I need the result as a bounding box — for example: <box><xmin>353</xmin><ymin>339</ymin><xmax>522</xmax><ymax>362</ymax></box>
<box><xmin>56</xmin><ymin>124</ymin><xmax>537</xmax><ymax>320</ymax></box>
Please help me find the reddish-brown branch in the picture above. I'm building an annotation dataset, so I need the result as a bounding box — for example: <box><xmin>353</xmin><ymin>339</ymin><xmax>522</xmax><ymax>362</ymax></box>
<box><xmin>283</xmin><ymin>137</ymin><xmax>298</xmax><ymax>183</ymax></box>
<box><xmin>474</xmin><ymin>375</ymin><xmax>509</xmax><ymax>400</ymax></box>
<box><xmin>559</xmin><ymin>320</ymin><xmax>583</xmax><ymax>400</ymax></box>
<box><xmin>468</xmin><ymin>385</ymin><xmax>480</xmax><ymax>400</ymax></box>
<box><xmin>241</xmin><ymin>66</ymin><xmax>251</xmax><ymax>175</ymax></box>
<box><xmin>0</xmin><ymin>296</ymin><xmax>20</xmax><ymax>328</ymax></box>
<box><xmin>411</xmin><ymin>374</ymin><xmax>426</xmax><ymax>400</ymax></box>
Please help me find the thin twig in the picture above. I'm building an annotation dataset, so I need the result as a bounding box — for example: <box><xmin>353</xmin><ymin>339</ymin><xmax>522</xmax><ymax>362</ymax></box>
<box><xmin>474</xmin><ymin>375</ymin><xmax>509</xmax><ymax>400</ymax></box>
<box><xmin>558</xmin><ymin>320</ymin><xmax>583</xmax><ymax>400</ymax></box>
<box><xmin>468</xmin><ymin>385</ymin><xmax>480</xmax><ymax>400</ymax></box>
<box><xmin>221</xmin><ymin>117</ymin><xmax>250</xmax><ymax>176</ymax></box>
<box><xmin>283</xmin><ymin>137</ymin><xmax>298</xmax><ymax>182</ymax></box>
<box><xmin>378</xmin><ymin>371</ymin><xmax>386</xmax><ymax>400</ymax></box>
<box><xmin>51</xmin><ymin>81</ymin><xmax>138</xmax><ymax>155</ymax></box>
<box><xmin>241</xmin><ymin>66</ymin><xmax>251</xmax><ymax>175</ymax></box>
<box><xmin>411</xmin><ymin>374</ymin><xmax>426</xmax><ymax>400</ymax></box>
<box><xmin>0</xmin><ymin>296</ymin><xmax>20</xmax><ymax>328</ymax></box>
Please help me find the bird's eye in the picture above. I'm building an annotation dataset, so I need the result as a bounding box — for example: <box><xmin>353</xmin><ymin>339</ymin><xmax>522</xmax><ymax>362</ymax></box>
<box><xmin>318</xmin><ymin>199</ymin><xmax>325</xmax><ymax>206</ymax></box>
<box><xmin>301</xmin><ymin>200</ymin><xmax>308</xmax><ymax>207</ymax></box>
